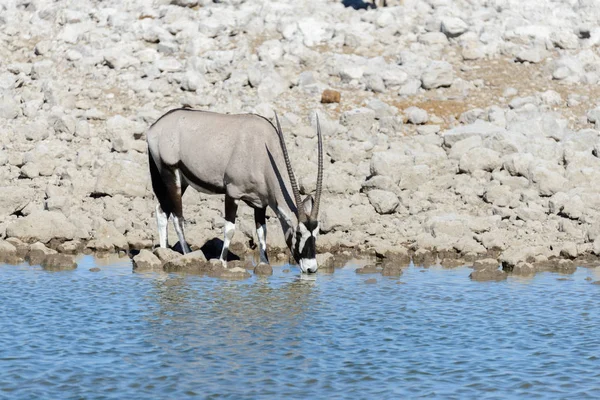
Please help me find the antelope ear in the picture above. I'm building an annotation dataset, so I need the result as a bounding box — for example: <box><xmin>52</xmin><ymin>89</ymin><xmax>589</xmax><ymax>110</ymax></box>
<box><xmin>302</xmin><ymin>195</ymin><xmax>314</xmax><ymax>217</ymax></box>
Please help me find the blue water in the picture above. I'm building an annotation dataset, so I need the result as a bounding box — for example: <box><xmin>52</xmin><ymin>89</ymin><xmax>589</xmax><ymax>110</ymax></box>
<box><xmin>1</xmin><ymin>256</ymin><xmax>599</xmax><ymax>399</ymax></box>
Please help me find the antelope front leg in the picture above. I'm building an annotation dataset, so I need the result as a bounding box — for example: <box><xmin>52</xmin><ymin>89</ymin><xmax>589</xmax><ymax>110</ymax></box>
<box><xmin>219</xmin><ymin>195</ymin><xmax>238</xmax><ymax>264</ymax></box>
<box><xmin>156</xmin><ymin>204</ymin><xmax>169</xmax><ymax>249</ymax></box>
<box><xmin>254</xmin><ymin>207</ymin><xmax>269</xmax><ymax>264</ymax></box>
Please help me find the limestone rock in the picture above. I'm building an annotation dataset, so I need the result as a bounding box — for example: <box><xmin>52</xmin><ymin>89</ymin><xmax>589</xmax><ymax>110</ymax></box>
<box><xmin>421</xmin><ymin>61</ymin><xmax>453</xmax><ymax>89</ymax></box>
<box><xmin>7</xmin><ymin>211</ymin><xmax>75</xmax><ymax>243</ymax></box>
<box><xmin>0</xmin><ymin>187</ymin><xmax>35</xmax><ymax>217</ymax></box>
<box><xmin>41</xmin><ymin>254</ymin><xmax>77</xmax><ymax>271</ymax></box>
<box><xmin>163</xmin><ymin>251</ymin><xmax>210</xmax><ymax>273</ymax></box>
<box><xmin>367</xmin><ymin>189</ymin><xmax>399</xmax><ymax>214</ymax></box>
<box><xmin>153</xmin><ymin>248</ymin><xmax>181</xmax><ymax>263</ymax></box>
<box><xmin>404</xmin><ymin>106</ymin><xmax>429</xmax><ymax>124</ymax></box>
<box><xmin>441</xmin><ymin>17</ymin><xmax>468</xmax><ymax>38</ymax></box>
<box><xmin>254</xmin><ymin>262</ymin><xmax>273</xmax><ymax>276</ymax></box>
<box><xmin>26</xmin><ymin>242</ymin><xmax>57</xmax><ymax>266</ymax></box>
<box><xmin>133</xmin><ymin>249</ymin><xmax>162</xmax><ymax>272</ymax></box>
<box><xmin>94</xmin><ymin>161</ymin><xmax>149</xmax><ymax>197</ymax></box>
<box><xmin>470</xmin><ymin>268</ymin><xmax>506</xmax><ymax>281</ymax></box>
<box><xmin>0</xmin><ymin>240</ymin><xmax>20</xmax><ymax>264</ymax></box>
<box><xmin>516</xmin><ymin>48</ymin><xmax>548</xmax><ymax>64</ymax></box>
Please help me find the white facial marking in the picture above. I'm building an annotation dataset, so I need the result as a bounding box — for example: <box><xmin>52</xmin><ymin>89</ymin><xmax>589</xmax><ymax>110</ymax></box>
<box><xmin>298</xmin><ymin>222</ymin><xmax>311</xmax><ymax>253</ymax></box>
<box><xmin>156</xmin><ymin>204</ymin><xmax>168</xmax><ymax>248</ymax></box>
<box><xmin>299</xmin><ymin>258</ymin><xmax>318</xmax><ymax>273</ymax></box>
<box><xmin>312</xmin><ymin>223</ymin><xmax>319</xmax><ymax>238</ymax></box>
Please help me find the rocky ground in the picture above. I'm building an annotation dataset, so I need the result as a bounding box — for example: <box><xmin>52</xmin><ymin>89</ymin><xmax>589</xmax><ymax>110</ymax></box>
<box><xmin>2</xmin><ymin>0</ymin><xmax>600</xmax><ymax>279</ymax></box>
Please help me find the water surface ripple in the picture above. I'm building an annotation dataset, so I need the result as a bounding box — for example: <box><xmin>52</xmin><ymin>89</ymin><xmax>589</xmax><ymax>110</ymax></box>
<box><xmin>1</xmin><ymin>257</ymin><xmax>600</xmax><ymax>399</ymax></box>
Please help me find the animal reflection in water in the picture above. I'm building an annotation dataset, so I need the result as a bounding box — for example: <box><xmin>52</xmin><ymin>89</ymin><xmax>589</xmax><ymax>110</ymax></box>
<box><xmin>146</xmin><ymin>110</ymin><xmax>324</xmax><ymax>274</ymax></box>
<box><xmin>146</xmin><ymin>273</ymin><xmax>319</xmax><ymax>343</ymax></box>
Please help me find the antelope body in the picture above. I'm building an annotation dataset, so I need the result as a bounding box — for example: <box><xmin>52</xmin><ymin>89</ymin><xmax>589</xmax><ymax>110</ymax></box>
<box><xmin>146</xmin><ymin>109</ymin><xmax>323</xmax><ymax>273</ymax></box>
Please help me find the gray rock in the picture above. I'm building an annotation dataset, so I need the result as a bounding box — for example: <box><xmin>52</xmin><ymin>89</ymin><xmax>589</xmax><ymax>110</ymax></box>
<box><xmin>0</xmin><ymin>240</ymin><xmax>19</xmax><ymax>264</ymax></box>
<box><xmin>57</xmin><ymin>240</ymin><xmax>83</xmax><ymax>254</ymax></box>
<box><xmin>27</xmin><ymin>242</ymin><xmax>57</xmax><ymax>266</ymax></box>
<box><xmin>254</xmin><ymin>262</ymin><xmax>273</xmax><ymax>276</ymax></box>
<box><xmin>510</xmin><ymin>262</ymin><xmax>536</xmax><ymax>276</ymax></box>
<box><xmin>399</xmin><ymin>79</ymin><xmax>422</xmax><ymax>96</ymax></box>
<box><xmin>441</xmin><ymin>17</ymin><xmax>468</xmax><ymax>38</ymax></box>
<box><xmin>459</xmin><ymin>108</ymin><xmax>485</xmax><ymax>125</ymax></box>
<box><xmin>418</xmin><ymin>32</ymin><xmax>448</xmax><ymax>45</ymax></box>
<box><xmin>550</xmin><ymin>30</ymin><xmax>579</xmax><ymax>50</ymax></box>
<box><xmin>94</xmin><ymin>160</ymin><xmax>149</xmax><ymax>197</ymax></box>
<box><xmin>421</xmin><ymin>61</ymin><xmax>453</xmax><ymax>89</ymax></box>
<box><xmin>442</xmin><ymin>120</ymin><xmax>504</xmax><ymax>147</ymax></box>
<box><xmin>104</xmin><ymin>49</ymin><xmax>140</xmax><ymax>70</ymax></box>
<box><xmin>297</xmin><ymin>17</ymin><xmax>333</xmax><ymax>47</ymax></box>
<box><xmin>483</xmin><ymin>185</ymin><xmax>515</xmax><ymax>207</ymax></box>
<box><xmin>340</xmin><ymin>108</ymin><xmax>376</xmax><ymax>131</ymax></box>
<box><xmin>516</xmin><ymin>48</ymin><xmax>548</xmax><ymax>63</ymax></box>
<box><xmin>133</xmin><ymin>249</ymin><xmax>162</xmax><ymax>272</ymax></box>
<box><xmin>404</xmin><ymin>106</ymin><xmax>429</xmax><ymax>124</ymax></box>
<box><xmin>470</xmin><ymin>268</ymin><xmax>506</xmax><ymax>281</ymax></box>
<box><xmin>529</xmin><ymin>166</ymin><xmax>568</xmax><ymax>196</ymax></box>
<box><xmin>472</xmin><ymin>258</ymin><xmax>500</xmax><ymax>270</ymax></box>
<box><xmin>41</xmin><ymin>254</ymin><xmax>77</xmax><ymax>271</ymax></box>
<box><xmin>0</xmin><ymin>187</ymin><xmax>35</xmax><ymax>217</ymax></box>
<box><xmin>153</xmin><ymin>247</ymin><xmax>181</xmax><ymax>263</ymax></box>
<box><xmin>365</xmin><ymin>74</ymin><xmax>385</xmax><ymax>93</ymax></box>
<box><xmin>459</xmin><ymin>148</ymin><xmax>502</xmax><ymax>173</ymax></box>
<box><xmin>257</xmin><ymin>72</ymin><xmax>288</xmax><ymax>101</ymax></box>
<box><xmin>0</xmin><ymin>96</ymin><xmax>19</xmax><ymax>119</ymax></box>
<box><xmin>163</xmin><ymin>251</ymin><xmax>213</xmax><ymax>273</ymax></box>
<box><xmin>448</xmin><ymin>135</ymin><xmax>482</xmax><ymax>160</ymax></box>
<box><xmin>500</xmin><ymin>247</ymin><xmax>542</xmax><ymax>269</ymax></box>
<box><xmin>7</xmin><ymin>211</ymin><xmax>76</xmax><ymax>243</ymax></box>
<box><xmin>370</xmin><ymin>151</ymin><xmax>414</xmax><ymax>182</ymax></box>
<box><xmin>426</xmin><ymin>214</ymin><xmax>473</xmax><ymax>239</ymax></box>
<box><xmin>367</xmin><ymin>190</ymin><xmax>399</xmax><ymax>214</ymax></box>
<box><xmin>320</xmin><ymin>203</ymin><xmax>352</xmax><ymax>233</ymax></box>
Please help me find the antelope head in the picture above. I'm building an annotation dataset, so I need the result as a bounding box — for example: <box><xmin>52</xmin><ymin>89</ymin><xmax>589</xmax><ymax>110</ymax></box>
<box><xmin>275</xmin><ymin>112</ymin><xmax>323</xmax><ymax>273</ymax></box>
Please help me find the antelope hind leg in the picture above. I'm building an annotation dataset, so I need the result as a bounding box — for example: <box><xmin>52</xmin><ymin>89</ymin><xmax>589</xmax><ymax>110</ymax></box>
<box><xmin>254</xmin><ymin>206</ymin><xmax>269</xmax><ymax>264</ymax></box>
<box><xmin>219</xmin><ymin>195</ymin><xmax>238</xmax><ymax>264</ymax></box>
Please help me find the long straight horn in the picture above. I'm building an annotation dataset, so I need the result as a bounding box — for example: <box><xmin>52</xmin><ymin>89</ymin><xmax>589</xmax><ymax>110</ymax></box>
<box><xmin>274</xmin><ymin>112</ymin><xmax>304</xmax><ymax>221</ymax></box>
<box><xmin>311</xmin><ymin>113</ymin><xmax>323</xmax><ymax>220</ymax></box>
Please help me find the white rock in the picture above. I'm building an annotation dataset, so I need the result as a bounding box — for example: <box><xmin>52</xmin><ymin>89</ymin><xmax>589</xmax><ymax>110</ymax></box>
<box><xmin>257</xmin><ymin>72</ymin><xmax>288</xmax><ymax>102</ymax></box>
<box><xmin>459</xmin><ymin>148</ymin><xmax>502</xmax><ymax>173</ymax></box>
<box><xmin>515</xmin><ymin>48</ymin><xmax>548</xmax><ymax>64</ymax></box>
<box><xmin>0</xmin><ymin>187</ymin><xmax>35</xmax><ymax>217</ymax></box>
<box><xmin>367</xmin><ymin>190</ymin><xmax>399</xmax><ymax>214</ymax></box>
<box><xmin>94</xmin><ymin>160</ymin><xmax>150</xmax><ymax>197</ymax></box>
<box><xmin>7</xmin><ymin>211</ymin><xmax>76</xmax><ymax>243</ymax></box>
<box><xmin>298</xmin><ymin>18</ymin><xmax>333</xmax><ymax>47</ymax></box>
<box><xmin>441</xmin><ymin>17</ymin><xmax>468</xmax><ymax>38</ymax></box>
<box><xmin>550</xmin><ymin>30</ymin><xmax>579</xmax><ymax>50</ymax></box>
<box><xmin>156</xmin><ymin>58</ymin><xmax>183</xmax><ymax>72</ymax></box>
<box><xmin>421</xmin><ymin>61</ymin><xmax>454</xmax><ymax>89</ymax></box>
<box><xmin>104</xmin><ymin>50</ymin><xmax>140</xmax><ymax>70</ymax></box>
<box><xmin>404</xmin><ymin>106</ymin><xmax>429</xmax><ymax>125</ymax></box>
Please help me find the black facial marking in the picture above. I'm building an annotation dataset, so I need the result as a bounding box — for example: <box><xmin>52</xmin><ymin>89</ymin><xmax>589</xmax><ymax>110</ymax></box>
<box><xmin>294</xmin><ymin>219</ymin><xmax>318</xmax><ymax>262</ymax></box>
<box><xmin>305</xmin><ymin>219</ymin><xmax>318</xmax><ymax>232</ymax></box>
<box><xmin>299</xmin><ymin>236</ymin><xmax>316</xmax><ymax>260</ymax></box>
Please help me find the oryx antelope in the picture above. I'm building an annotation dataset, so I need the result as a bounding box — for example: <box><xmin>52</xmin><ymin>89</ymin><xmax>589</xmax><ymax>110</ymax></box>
<box><xmin>146</xmin><ymin>109</ymin><xmax>324</xmax><ymax>273</ymax></box>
